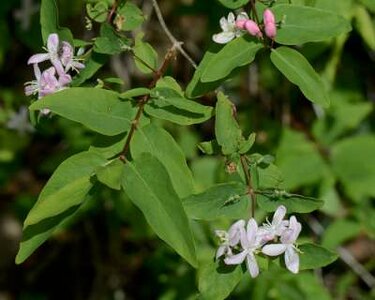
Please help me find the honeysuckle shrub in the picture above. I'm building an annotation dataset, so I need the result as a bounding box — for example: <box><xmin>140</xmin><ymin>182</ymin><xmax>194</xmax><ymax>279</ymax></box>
<box><xmin>2</xmin><ymin>0</ymin><xmax>374</xmax><ymax>298</ymax></box>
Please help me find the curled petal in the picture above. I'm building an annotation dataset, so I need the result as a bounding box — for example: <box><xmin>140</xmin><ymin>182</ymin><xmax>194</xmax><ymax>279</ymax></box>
<box><xmin>228</xmin><ymin>219</ymin><xmax>245</xmax><ymax>246</ymax></box>
<box><xmin>246</xmin><ymin>218</ymin><xmax>258</xmax><ymax>246</ymax></box>
<box><xmin>237</xmin><ymin>12</ymin><xmax>249</xmax><ymax>21</ymax></box>
<box><xmin>59</xmin><ymin>73</ymin><xmax>72</xmax><ymax>86</ymax></box>
<box><xmin>246</xmin><ymin>252</ymin><xmax>259</xmax><ymax>278</ymax></box>
<box><xmin>272</xmin><ymin>205</ymin><xmax>287</xmax><ymax>225</ymax></box>
<box><xmin>285</xmin><ymin>246</ymin><xmax>299</xmax><ymax>274</ymax></box>
<box><xmin>213</xmin><ymin>32</ymin><xmax>235</xmax><ymax>44</ymax></box>
<box><xmin>224</xmin><ymin>250</ymin><xmax>247</xmax><ymax>265</ymax></box>
<box><xmin>262</xmin><ymin>244</ymin><xmax>287</xmax><ymax>256</ymax></box>
<box><xmin>289</xmin><ymin>216</ymin><xmax>302</xmax><ymax>242</ymax></box>
<box><xmin>216</xmin><ymin>245</ymin><xmax>227</xmax><ymax>259</ymax></box>
<box><xmin>27</xmin><ymin>53</ymin><xmax>50</xmax><ymax>65</ymax></box>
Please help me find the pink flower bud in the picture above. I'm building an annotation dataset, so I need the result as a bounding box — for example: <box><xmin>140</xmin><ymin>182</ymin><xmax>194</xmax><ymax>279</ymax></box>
<box><xmin>245</xmin><ymin>20</ymin><xmax>262</xmax><ymax>38</ymax></box>
<box><xmin>235</xmin><ymin>19</ymin><xmax>247</xmax><ymax>30</ymax></box>
<box><xmin>263</xmin><ymin>9</ymin><xmax>275</xmax><ymax>25</ymax></box>
<box><xmin>265</xmin><ymin>22</ymin><xmax>277</xmax><ymax>39</ymax></box>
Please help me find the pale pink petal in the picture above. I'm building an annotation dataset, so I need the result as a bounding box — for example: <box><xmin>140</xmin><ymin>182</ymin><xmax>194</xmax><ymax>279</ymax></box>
<box><xmin>228</xmin><ymin>219</ymin><xmax>245</xmax><ymax>246</ymax></box>
<box><xmin>27</xmin><ymin>53</ymin><xmax>50</xmax><ymax>64</ymax></box>
<box><xmin>72</xmin><ymin>61</ymin><xmax>85</xmax><ymax>70</ymax></box>
<box><xmin>285</xmin><ymin>246</ymin><xmax>299</xmax><ymax>274</ymax></box>
<box><xmin>216</xmin><ymin>245</ymin><xmax>226</xmax><ymax>259</ymax></box>
<box><xmin>47</xmin><ymin>33</ymin><xmax>59</xmax><ymax>54</ymax></box>
<box><xmin>52</xmin><ymin>59</ymin><xmax>65</xmax><ymax>77</ymax></box>
<box><xmin>289</xmin><ymin>216</ymin><xmax>302</xmax><ymax>242</ymax></box>
<box><xmin>246</xmin><ymin>218</ymin><xmax>258</xmax><ymax>245</ymax></box>
<box><xmin>58</xmin><ymin>73</ymin><xmax>72</xmax><ymax>86</ymax></box>
<box><xmin>33</xmin><ymin>64</ymin><xmax>41</xmax><ymax>81</ymax></box>
<box><xmin>239</xmin><ymin>226</ymin><xmax>250</xmax><ymax>249</ymax></box>
<box><xmin>235</xmin><ymin>19</ymin><xmax>247</xmax><ymax>30</ymax></box>
<box><xmin>273</xmin><ymin>205</ymin><xmax>287</xmax><ymax>225</ymax></box>
<box><xmin>262</xmin><ymin>244</ymin><xmax>287</xmax><ymax>256</ymax></box>
<box><xmin>246</xmin><ymin>253</ymin><xmax>259</xmax><ymax>278</ymax></box>
<box><xmin>24</xmin><ymin>85</ymin><xmax>35</xmax><ymax>96</ymax></box>
<box><xmin>224</xmin><ymin>250</ymin><xmax>247</xmax><ymax>265</ymax></box>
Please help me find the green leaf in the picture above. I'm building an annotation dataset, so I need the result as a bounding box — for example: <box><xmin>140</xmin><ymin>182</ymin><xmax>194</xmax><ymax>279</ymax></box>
<box><xmin>354</xmin><ymin>4</ymin><xmax>375</xmax><ymax>50</ymax></box>
<box><xmin>94</xmin><ymin>23</ymin><xmax>130</xmax><ymax>55</ymax></box>
<box><xmin>86</xmin><ymin>1</ymin><xmax>109</xmax><ymax>23</ymax></box>
<box><xmin>215</xmin><ymin>92</ymin><xmax>243</xmax><ymax>155</ymax></box>
<box><xmin>273</xmin><ymin>4</ymin><xmax>352</xmax><ymax>45</ymax></box>
<box><xmin>29</xmin><ymin>88</ymin><xmax>137</xmax><ymax>136</ymax></box>
<box><xmin>16</xmin><ymin>151</ymin><xmax>106</xmax><ymax>264</ymax></box>
<box><xmin>116</xmin><ymin>1</ymin><xmax>144</xmax><ymax>31</ymax></box>
<box><xmin>201</xmin><ymin>36</ymin><xmax>262</xmax><ymax>82</ymax></box>
<box><xmin>89</xmin><ymin>133</ymin><xmax>127</xmax><ymax>159</ymax></box>
<box><xmin>95</xmin><ymin>158</ymin><xmax>124</xmax><ymax>190</ymax></box>
<box><xmin>156</xmin><ymin>76</ymin><xmax>184</xmax><ymax>96</ymax></box>
<box><xmin>121</xmin><ymin>154</ymin><xmax>197</xmax><ymax>267</ymax></box>
<box><xmin>358</xmin><ymin>0</ymin><xmax>375</xmax><ymax>13</ymax></box>
<box><xmin>239</xmin><ymin>133</ymin><xmax>256</xmax><ymax>154</ymax></box>
<box><xmin>217</xmin><ymin>0</ymin><xmax>249</xmax><ymax>9</ymax></box>
<box><xmin>183</xmin><ymin>182</ymin><xmax>249</xmax><ymax>220</ymax></box>
<box><xmin>331</xmin><ymin>135</ymin><xmax>375</xmax><ymax>201</ymax></box>
<box><xmin>276</xmin><ymin>128</ymin><xmax>328</xmax><ymax>189</ymax></box>
<box><xmin>257</xmin><ymin>189</ymin><xmax>324</xmax><ymax>213</ymax></box>
<box><xmin>322</xmin><ymin>219</ymin><xmax>361</xmax><ymax>250</ymax></box>
<box><xmin>71</xmin><ymin>52</ymin><xmax>108</xmax><ymax>86</ymax></box>
<box><xmin>198</xmin><ymin>260</ymin><xmax>244</xmax><ymax>300</ymax></box>
<box><xmin>145</xmin><ymin>88</ymin><xmax>213</xmax><ymax>125</ymax></box>
<box><xmin>270</xmin><ymin>47</ymin><xmax>330</xmax><ymax>107</ymax></box>
<box><xmin>198</xmin><ymin>140</ymin><xmax>221</xmax><ymax>155</ymax></box>
<box><xmin>120</xmin><ymin>87</ymin><xmax>150</xmax><ymax>99</ymax></box>
<box><xmin>133</xmin><ymin>34</ymin><xmax>158</xmax><ymax>74</ymax></box>
<box><xmin>131</xmin><ymin>123</ymin><xmax>195</xmax><ymax>198</ymax></box>
<box><xmin>40</xmin><ymin>0</ymin><xmax>74</xmax><ymax>44</ymax></box>
<box><xmin>299</xmin><ymin>243</ymin><xmax>338</xmax><ymax>270</ymax></box>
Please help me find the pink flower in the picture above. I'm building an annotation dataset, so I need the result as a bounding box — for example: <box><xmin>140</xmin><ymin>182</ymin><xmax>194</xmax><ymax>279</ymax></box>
<box><xmin>215</xmin><ymin>219</ymin><xmax>245</xmax><ymax>259</ymax></box>
<box><xmin>257</xmin><ymin>205</ymin><xmax>289</xmax><ymax>243</ymax></box>
<box><xmin>263</xmin><ymin>9</ymin><xmax>277</xmax><ymax>39</ymax></box>
<box><xmin>60</xmin><ymin>42</ymin><xmax>85</xmax><ymax>73</ymax></box>
<box><xmin>245</xmin><ymin>20</ymin><xmax>263</xmax><ymax>38</ymax></box>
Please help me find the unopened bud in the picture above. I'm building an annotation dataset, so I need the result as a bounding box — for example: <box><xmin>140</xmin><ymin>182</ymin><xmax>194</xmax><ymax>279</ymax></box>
<box><xmin>245</xmin><ymin>20</ymin><xmax>262</xmax><ymax>38</ymax></box>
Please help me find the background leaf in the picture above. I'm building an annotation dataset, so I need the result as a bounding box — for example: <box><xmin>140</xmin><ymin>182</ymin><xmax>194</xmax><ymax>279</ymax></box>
<box><xmin>299</xmin><ymin>243</ymin><xmax>338</xmax><ymax>270</ymax></box>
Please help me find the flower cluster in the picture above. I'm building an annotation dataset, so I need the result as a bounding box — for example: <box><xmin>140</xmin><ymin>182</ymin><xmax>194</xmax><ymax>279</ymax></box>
<box><xmin>24</xmin><ymin>33</ymin><xmax>85</xmax><ymax>114</ymax></box>
<box><xmin>213</xmin><ymin>9</ymin><xmax>277</xmax><ymax>44</ymax></box>
<box><xmin>215</xmin><ymin>205</ymin><xmax>302</xmax><ymax>278</ymax></box>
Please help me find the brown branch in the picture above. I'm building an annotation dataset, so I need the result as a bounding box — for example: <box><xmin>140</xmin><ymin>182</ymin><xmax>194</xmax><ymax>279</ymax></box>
<box><xmin>118</xmin><ymin>46</ymin><xmax>177</xmax><ymax>162</ymax></box>
<box><xmin>107</xmin><ymin>0</ymin><xmax>118</xmax><ymax>23</ymax></box>
<box><xmin>240</xmin><ymin>155</ymin><xmax>257</xmax><ymax>218</ymax></box>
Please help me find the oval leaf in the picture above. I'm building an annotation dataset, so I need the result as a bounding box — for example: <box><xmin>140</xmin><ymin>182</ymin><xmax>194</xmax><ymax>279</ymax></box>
<box><xmin>121</xmin><ymin>153</ymin><xmax>197</xmax><ymax>267</ymax></box>
<box><xmin>270</xmin><ymin>47</ymin><xmax>330</xmax><ymax>107</ymax></box>
<box><xmin>29</xmin><ymin>88</ymin><xmax>137</xmax><ymax>136</ymax></box>
<box><xmin>273</xmin><ymin>4</ymin><xmax>352</xmax><ymax>45</ymax></box>
<box><xmin>201</xmin><ymin>36</ymin><xmax>262</xmax><ymax>83</ymax></box>
<box><xmin>183</xmin><ymin>182</ymin><xmax>249</xmax><ymax>220</ymax></box>
<box><xmin>131</xmin><ymin>123</ymin><xmax>196</xmax><ymax>198</ymax></box>
<box><xmin>299</xmin><ymin>243</ymin><xmax>338</xmax><ymax>270</ymax></box>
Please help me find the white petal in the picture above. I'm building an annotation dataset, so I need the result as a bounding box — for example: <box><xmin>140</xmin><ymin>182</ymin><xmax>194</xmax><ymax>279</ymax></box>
<box><xmin>212</xmin><ymin>32</ymin><xmax>235</xmax><ymax>44</ymax></box>
<box><xmin>227</xmin><ymin>12</ymin><xmax>235</xmax><ymax>25</ymax></box>
<box><xmin>237</xmin><ymin>12</ymin><xmax>249</xmax><ymax>21</ymax></box>
<box><xmin>28</xmin><ymin>53</ymin><xmax>50</xmax><ymax>64</ymax></box>
<box><xmin>262</xmin><ymin>244</ymin><xmax>287</xmax><ymax>256</ymax></box>
<box><xmin>285</xmin><ymin>246</ymin><xmax>299</xmax><ymax>274</ymax></box>
<box><xmin>272</xmin><ymin>205</ymin><xmax>287</xmax><ymax>226</ymax></box>
<box><xmin>246</xmin><ymin>253</ymin><xmax>259</xmax><ymax>278</ymax></box>
<box><xmin>33</xmin><ymin>64</ymin><xmax>41</xmax><ymax>81</ymax></box>
<box><xmin>289</xmin><ymin>216</ymin><xmax>302</xmax><ymax>242</ymax></box>
<box><xmin>224</xmin><ymin>250</ymin><xmax>247</xmax><ymax>265</ymax></box>
<box><xmin>219</xmin><ymin>16</ymin><xmax>229</xmax><ymax>31</ymax></box>
<box><xmin>246</xmin><ymin>218</ymin><xmax>258</xmax><ymax>245</ymax></box>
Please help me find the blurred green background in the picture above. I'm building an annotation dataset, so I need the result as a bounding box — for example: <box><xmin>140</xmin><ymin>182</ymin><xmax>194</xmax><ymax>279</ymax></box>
<box><xmin>0</xmin><ymin>0</ymin><xmax>374</xmax><ymax>299</ymax></box>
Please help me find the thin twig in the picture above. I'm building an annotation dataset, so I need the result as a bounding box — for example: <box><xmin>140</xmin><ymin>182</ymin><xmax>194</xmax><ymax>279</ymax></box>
<box><xmin>307</xmin><ymin>216</ymin><xmax>375</xmax><ymax>289</ymax></box>
<box><xmin>151</xmin><ymin>0</ymin><xmax>197</xmax><ymax>69</ymax></box>
<box><xmin>119</xmin><ymin>46</ymin><xmax>177</xmax><ymax>161</ymax></box>
<box><xmin>240</xmin><ymin>155</ymin><xmax>256</xmax><ymax>218</ymax></box>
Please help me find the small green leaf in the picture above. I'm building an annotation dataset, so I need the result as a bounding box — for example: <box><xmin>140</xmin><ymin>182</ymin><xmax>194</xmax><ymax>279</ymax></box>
<box><xmin>121</xmin><ymin>154</ymin><xmax>197</xmax><ymax>267</ymax></box>
<box><xmin>116</xmin><ymin>1</ymin><xmax>144</xmax><ymax>31</ymax></box>
<box><xmin>217</xmin><ymin>0</ymin><xmax>250</xmax><ymax>9</ymax></box>
<box><xmin>299</xmin><ymin>243</ymin><xmax>338</xmax><ymax>270</ymax></box>
<box><xmin>131</xmin><ymin>123</ymin><xmax>195</xmax><ymax>198</ymax></box>
<box><xmin>183</xmin><ymin>182</ymin><xmax>249</xmax><ymax>220</ymax></box>
<box><xmin>198</xmin><ymin>260</ymin><xmax>244</xmax><ymax>300</ymax></box>
<box><xmin>94</xmin><ymin>23</ymin><xmax>130</xmax><ymax>55</ymax></box>
<box><xmin>29</xmin><ymin>88</ymin><xmax>137</xmax><ymax>136</ymax></box>
<box><xmin>257</xmin><ymin>189</ymin><xmax>324</xmax><ymax>213</ymax></box>
<box><xmin>354</xmin><ymin>4</ymin><xmax>375</xmax><ymax>50</ymax></box>
<box><xmin>215</xmin><ymin>92</ymin><xmax>243</xmax><ymax>155</ymax></box>
<box><xmin>133</xmin><ymin>34</ymin><xmax>158</xmax><ymax>74</ymax></box>
<box><xmin>145</xmin><ymin>88</ymin><xmax>213</xmax><ymax>125</ymax></box>
<box><xmin>86</xmin><ymin>1</ymin><xmax>109</xmax><ymax>23</ymax></box>
<box><xmin>120</xmin><ymin>87</ymin><xmax>151</xmax><ymax>99</ymax></box>
<box><xmin>95</xmin><ymin>158</ymin><xmax>124</xmax><ymax>190</ymax></box>
<box><xmin>271</xmin><ymin>47</ymin><xmax>330</xmax><ymax>107</ymax></box>
<box><xmin>16</xmin><ymin>151</ymin><xmax>106</xmax><ymax>264</ymax></box>
<box><xmin>201</xmin><ymin>36</ymin><xmax>262</xmax><ymax>82</ymax></box>
<box><xmin>239</xmin><ymin>133</ymin><xmax>256</xmax><ymax>154</ymax></box>
<box><xmin>273</xmin><ymin>4</ymin><xmax>352</xmax><ymax>45</ymax></box>
<box><xmin>41</xmin><ymin>0</ymin><xmax>73</xmax><ymax>45</ymax></box>
<box><xmin>198</xmin><ymin>140</ymin><xmax>221</xmax><ymax>155</ymax></box>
